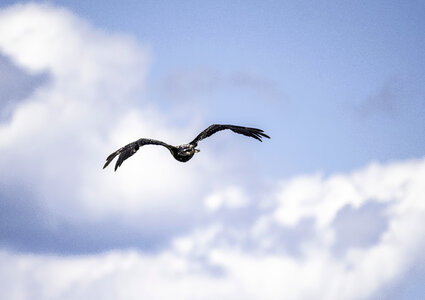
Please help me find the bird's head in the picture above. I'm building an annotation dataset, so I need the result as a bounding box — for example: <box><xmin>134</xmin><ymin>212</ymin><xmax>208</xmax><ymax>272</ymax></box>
<box><xmin>177</xmin><ymin>144</ymin><xmax>199</xmax><ymax>156</ymax></box>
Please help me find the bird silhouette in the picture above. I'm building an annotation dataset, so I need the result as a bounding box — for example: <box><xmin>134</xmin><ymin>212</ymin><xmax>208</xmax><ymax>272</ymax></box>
<box><xmin>103</xmin><ymin>124</ymin><xmax>270</xmax><ymax>171</ymax></box>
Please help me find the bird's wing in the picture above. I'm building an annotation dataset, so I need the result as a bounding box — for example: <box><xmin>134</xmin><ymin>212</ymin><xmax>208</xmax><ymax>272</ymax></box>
<box><xmin>103</xmin><ymin>138</ymin><xmax>173</xmax><ymax>171</ymax></box>
<box><xmin>190</xmin><ymin>124</ymin><xmax>270</xmax><ymax>145</ymax></box>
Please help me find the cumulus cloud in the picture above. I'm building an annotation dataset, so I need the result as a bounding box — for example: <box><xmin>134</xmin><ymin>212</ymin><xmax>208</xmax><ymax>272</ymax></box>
<box><xmin>1</xmin><ymin>156</ymin><xmax>425</xmax><ymax>299</ymax></box>
<box><xmin>204</xmin><ymin>185</ymin><xmax>249</xmax><ymax>212</ymax></box>
<box><xmin>0</xmin><ymin>53</ymin><xmax>48</xmax><ymax>121</ymax></box>
<box><xmin>0</xmin><ymin>3</ymin><xmax>240</xmax><ymax>253</ymax></box>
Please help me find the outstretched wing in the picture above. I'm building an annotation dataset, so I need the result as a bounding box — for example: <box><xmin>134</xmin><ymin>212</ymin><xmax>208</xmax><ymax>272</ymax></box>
<box><xmin>190</xmin><ymin>124</ymin><xmax>270</xmax><ymax>145</ymax></box>
<box><xmin>103</xmin><ymin>138</ymin><xmax>173</xmax><ymax>171</ymax></box>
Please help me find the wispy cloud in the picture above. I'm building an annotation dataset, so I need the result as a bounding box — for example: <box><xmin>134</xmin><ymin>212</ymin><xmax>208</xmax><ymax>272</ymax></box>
<box><xmin>161</xmin><ymin>66</ymin><xmax>284</xmax><ymax>102</ymax></box>
<box><xmin>357</xmin><ymin>76</ymin><xmax>406</xmax><ymax>117</ymax></box>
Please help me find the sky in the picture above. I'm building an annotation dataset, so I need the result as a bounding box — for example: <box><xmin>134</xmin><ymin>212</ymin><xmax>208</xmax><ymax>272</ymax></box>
<box><xmin>0</xmin><ymin>1</ymin><xmax>424</xmax><ymax>299</ymax></box>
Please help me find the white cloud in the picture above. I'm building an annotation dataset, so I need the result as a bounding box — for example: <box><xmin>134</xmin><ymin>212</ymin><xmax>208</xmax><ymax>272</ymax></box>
<box><xmin>204</xmin><ymin>186</ymin><xmax>249</xmax><ymax>212</ymax></box>
<box><xmin>0</xmin><ymin>3</ymin><xmax>223</xmax><ymax>226</ymax></box>
<box><xmin>0</xmin><ymin>3</ymin><xmax>147</xmax><ymax>93</ymax></box>
<box><xmin>1</xmin><ymin>156</ymin><xmax>425</xmax><ymax>300</ymax></box>
<box><xmin>0</xmin><ymin>1</ymin><xmax>261</xmax><ymax>254</ymax></box>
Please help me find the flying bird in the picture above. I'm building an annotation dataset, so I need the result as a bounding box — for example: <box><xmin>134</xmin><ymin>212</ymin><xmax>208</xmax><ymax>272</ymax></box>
<box><xmin>103</xmin><ymin>124</ymin><xmax>270</xmax><ymax>171</ymax></box>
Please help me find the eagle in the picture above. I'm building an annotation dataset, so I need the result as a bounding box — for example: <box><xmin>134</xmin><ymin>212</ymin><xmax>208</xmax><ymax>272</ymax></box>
<box><xmin>103</xmin><ymin>124</ymin><xmax>270</xmax><ymax>171</ymax></box>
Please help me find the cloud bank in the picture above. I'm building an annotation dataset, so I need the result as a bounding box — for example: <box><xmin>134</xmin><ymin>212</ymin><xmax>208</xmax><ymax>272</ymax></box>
<box><xmin>1</xmin><ymin>155</ymin><xmax>425</xmax><ymax>299</ymax></box>
<box><xmin>0</xmin><ymin>3</ymin><xmax>233</xmax><ymax>253</ymax></box>
<box><xmin>0</xmin><ymin>3</ymin><xmax>424</xmax><ymax>300</ymax></box>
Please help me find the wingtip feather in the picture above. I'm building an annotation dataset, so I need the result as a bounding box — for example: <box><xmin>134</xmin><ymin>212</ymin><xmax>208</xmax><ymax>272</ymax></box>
<box><xmin>103</xmin><ymin>150</ymin><xmax>120</xmax><ymax>170</ymax></box>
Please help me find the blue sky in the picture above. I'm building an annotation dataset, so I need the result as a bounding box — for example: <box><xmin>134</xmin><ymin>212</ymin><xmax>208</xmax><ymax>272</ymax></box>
<box><xmin>10</xmin><ymin>0</ymin><xmax>424</xmax><ymax>177</ymax></box>
<box><xmin>0</xmin><ymin>1</ymin><xmax>424</xmax><ymax>299</ymax></box>
<box><xmin>2</xmin><ymin>1</ymin><xmax>425</xmax><ymax>175</ymax></box>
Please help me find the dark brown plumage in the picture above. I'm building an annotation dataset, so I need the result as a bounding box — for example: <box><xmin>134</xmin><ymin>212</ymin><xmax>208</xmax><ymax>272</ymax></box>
<box><xmin>103</xmin><ymin>124</ymin><xmax>270</xmax><ymax>171</ymax></box>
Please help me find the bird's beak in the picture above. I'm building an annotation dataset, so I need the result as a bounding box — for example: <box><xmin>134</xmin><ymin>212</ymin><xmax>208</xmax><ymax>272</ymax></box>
<box><xmin>195</xmin><ymin>149</ymin><xmax>200</xmax><ymax>153</ymax></box>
